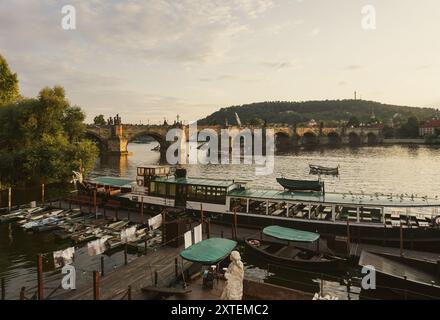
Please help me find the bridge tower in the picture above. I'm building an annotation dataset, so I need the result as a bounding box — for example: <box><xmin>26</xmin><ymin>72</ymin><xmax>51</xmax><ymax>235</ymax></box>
<box><xmin>107</xmin><ymin>124</ymin><xmax>128</xmax><ymax>155</ymax></box>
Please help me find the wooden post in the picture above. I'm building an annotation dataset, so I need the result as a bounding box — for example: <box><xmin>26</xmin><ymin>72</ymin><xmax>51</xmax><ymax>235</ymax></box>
<box><xmin>346</xmin><ymin>219</ymin><xmax>351</xmax><ymax>256</ymax></box>
<box><xmin>127</xmin><ymin>286</ymin><xmax>132</xmax><ymax>300</ymax></box>
<box><xmin>37</xmin><ymin>254</ymin><xmax>44</xmax><ymax>300</ymax></box>
<box><xmin>115</xmin><ymin>208</ymin><xmax>119</xmax><ymax>220</ymax></box>
<box><xmin>20</xmin><ymin>287</ymin><xmax>26</xmax><ymax>300</ymax></box>
<box><xmin>93</xmin><ymin>190</ymin><xmax>97</xmax><ymax>218</ymax></box>
<box><xmin>400</xmin><ymin>222</ymin><xmax>404</xmax><ymax>257</ymax></box>
<box><xmin>162</xmin><ymin>211</ymin><xmax>166</xmax><ymax>245</ymax></box>
<box><xmin>100</xmin><ymin>256</ymin><xmax>105</xmax><ymax>277</ymax></box>
<box><xmin>124</xmin><ymin>243</ymin><xmax>128</xmax><ymax>265</ymax></box>
<box><xmin>233</xmin><ymin>208</ymin><xmax>238</xmax><ymax>240</ymax></box>
<box><xmin>41</xmin><ymin>184</ymin><xmax>45</xmax><ymax>206</ymax></box>
<box><xmin>221</xmin><ymin>230</ymin><xmax>224</xmax><ymax>238</ymax></box>
<box><xmin>154</xmin><ymin>270</ymin><xmax>158</xmax><ymax>286</ymax></box>
<box><xmin>200</xmin><ymin>204</ymin><xmax>204</xmax><ymax>234</ymax></box>
<box><xmin>93</xmin><ymin>271</ymin><xmax>100</xmax><ymax>300</ymax></box>
<box><xmin>1</xmin><ymin>277</ymin><xmax>5</xmax><ymax>300</ymax></box>
<box><xmin>207</xmin><ymin>218</ymin><xmax>211</xmax><ymax>239</ymax></box>
<box><xmin>144</xmin><ymin>235</ymin><xmax>148</xmax><ymax>255</ymax></box>
<box><xmin>140</xmin><ymin>196</ymin><xmax>144</xmax><ymax>224</ymax></box>
<box><xmin>175</xmin><ymin>257</ymin><xmax>179</xmax><ymax>279</ymax></box>
<box><xmin>8</xmin><ymin>187</ymin><xmax>11</xmax><ymax>212</ymax></box>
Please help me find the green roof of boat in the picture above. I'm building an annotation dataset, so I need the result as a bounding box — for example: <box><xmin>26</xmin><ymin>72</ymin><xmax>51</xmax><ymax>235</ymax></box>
<box><xmin>263</xmin><ymin>226</ymin><xmax>320</xmax><ymax>242</ymax></box>
<box><xmin>90</xmin><ymin>176</ymin><xmax>134</xmax><ymax>188</ymax></box>
<box><xmin>228</xmin><ymin>188</ymin><xmax>440</xmax><ymax>207</ymax></box>
<box><xmin>180</xmin><ymin>238</ymin><xmax>237</xmax><ymax>265</ymax></box>
<box><xmin>152</xmin><ymin>176</ymin><xmax>236</xmax><ymax>188</ymax></box>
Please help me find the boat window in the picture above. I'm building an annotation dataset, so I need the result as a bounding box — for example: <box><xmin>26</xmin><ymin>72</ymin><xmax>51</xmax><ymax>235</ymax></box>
<box><xmin>168</xmin><ymin>184</ymin><xmax>176</xmax><ymax>197</ymax></box>
<box><xmin>149</xmin><ymin>181</ymin><xmax>157</xmax><ymax>194</ymax></box>
<box><xmin>158</xmin><ymin>182</ymin><xmax>166</xmax><ymax>196</ymax></box>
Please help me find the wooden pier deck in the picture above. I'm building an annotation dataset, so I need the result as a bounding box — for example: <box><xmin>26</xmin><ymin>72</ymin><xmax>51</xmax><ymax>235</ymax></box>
<box><xmin>57</xmin><ymin>245</ymin><xmax>191</xmax><ymax>300</ymax></box>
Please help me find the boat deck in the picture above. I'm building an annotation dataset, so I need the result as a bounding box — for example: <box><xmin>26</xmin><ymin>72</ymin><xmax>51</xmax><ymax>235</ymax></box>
<box><xmin>349</xmin><ymin>242</ymin><xmax>440</xmax><ymax>263</ymax></box>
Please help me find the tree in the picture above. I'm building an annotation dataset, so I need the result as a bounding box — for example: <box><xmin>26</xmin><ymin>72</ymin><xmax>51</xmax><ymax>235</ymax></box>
<box><xmin>347</xmin><ymin>116</ymin><xmax>360</xmax><ymax>128</ymax></box>
<box><xmin>93</xmin><ymin>114</ymin><xmax>106</xmax><ymax>126</ymax></box>
<box><xmin>399</xmin><ymin>116</ymin><xmax>419</xmax><ymax>138</ymax></box>
<box><xmin>0</xmin><ymin>54</ymin><xmax>19</xmax><ymax>105</ymax></box>
<box><xmin>0</xmin><ymin>86</ymin><xmax>98</xmax><ymax>186</ymax></box>
<box><xmin>250</xmin><ymin>117</ymin><xmax>265</xmax><ymax>126</ymax></box>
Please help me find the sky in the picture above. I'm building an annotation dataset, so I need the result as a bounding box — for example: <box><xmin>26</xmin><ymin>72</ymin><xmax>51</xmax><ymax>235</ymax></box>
<box><xmin>1</xmin><ymin>0</ymin><xmax>440</xmax><ymax>123</ymax></box>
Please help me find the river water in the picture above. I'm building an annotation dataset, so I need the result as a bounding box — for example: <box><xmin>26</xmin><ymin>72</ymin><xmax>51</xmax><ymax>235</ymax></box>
<box><xmin>1</xmin><ymin>142</ymin><xmax>439</xmax><ymax>299</ymax></box>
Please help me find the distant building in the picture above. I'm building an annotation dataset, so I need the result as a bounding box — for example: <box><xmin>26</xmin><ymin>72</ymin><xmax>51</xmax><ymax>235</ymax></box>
<box><xmin>308</xmin><ymin>119</ymin><xmax>317</xmax><ymax>127</ymax></box>
<box><xmin>419</xmin><ymin>119</ymin><xmax>440</xmax><ymax>137</ymax></box>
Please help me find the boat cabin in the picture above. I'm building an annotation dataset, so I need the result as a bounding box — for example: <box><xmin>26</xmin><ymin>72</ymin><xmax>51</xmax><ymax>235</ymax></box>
<box><xmin>128</xmin><ymin>166</ymin><xmax>246</xmax><ymax>211</ymax></box>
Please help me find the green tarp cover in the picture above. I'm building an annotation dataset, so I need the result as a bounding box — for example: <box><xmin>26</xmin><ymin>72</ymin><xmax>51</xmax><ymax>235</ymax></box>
<box><xmin>276</xmin><ymin>178</ymin><xmax>323</xmax><ymax>191</ymax></box>
<box><xmin>91</xmin><ymin>176</ymin><xmax>134</xmax><ymax>188</ymax></box>
<box><xmin>263</xmin><ymin>226</ymin><xmax>320</xmax><ymax>242</ymax></box>
<box><xmin>180</xmin><ymin>238</ymin><xmax>237</xmax><ymax>265</ymax></box>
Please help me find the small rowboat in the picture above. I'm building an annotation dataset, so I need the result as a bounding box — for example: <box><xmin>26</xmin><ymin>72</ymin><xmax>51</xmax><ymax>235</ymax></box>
<box><xmin>309</xmin><ymin>164</ymin><xmax>339</xmax><ymax>176</ymax></box>
<box><xmin>245</xmin><ymin>226</ymin><xmax>343</xmax><ymax>271</ymax></box>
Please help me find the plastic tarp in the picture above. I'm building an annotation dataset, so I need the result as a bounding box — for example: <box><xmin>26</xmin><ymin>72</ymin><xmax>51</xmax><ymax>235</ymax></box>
<box><xmin>148</xmin><ymin>214</ymin><xmax>163</xmax><ymax>230</ymax></box>
<box><xmin>184</xmin><ymin>230</ymin><xmax>192</xmax><ymax>249</ymax></box>
<box><xmin>180</xmin><ymin>238</ymin><xmax>237</xmax><ymax>265</ymax></box>
<box><xmin>263</xmin><ymin>226</ymin><xmax>320</xmax><ymax>242</ymax></box>
<box><xmin>53</xmin><ymin>247</ymin><xmax>75</xmax><ymax>268</ymax></box>
<box><xmin>121</xmin><ymin>226</ymin><xmax>137</xmax><ymax>243</ymax></box>
<box><xmin>194</xmin><ymin>224</ymin><xmax>202</xmax><ymax>244</ymax></box>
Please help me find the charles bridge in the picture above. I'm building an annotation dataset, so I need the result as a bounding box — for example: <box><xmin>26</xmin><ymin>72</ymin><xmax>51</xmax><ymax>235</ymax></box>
<box><xmin>85</xmin><ymin>122</ymin><xmax>383</xmax><ymax>155</ymax></box>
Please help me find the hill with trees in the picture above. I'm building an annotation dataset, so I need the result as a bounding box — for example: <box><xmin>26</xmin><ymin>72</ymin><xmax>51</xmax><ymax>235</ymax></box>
<box><xmin>198</xmin><ymin>100</ymin><xmax>439</xmax><ymax>127</ymax></box>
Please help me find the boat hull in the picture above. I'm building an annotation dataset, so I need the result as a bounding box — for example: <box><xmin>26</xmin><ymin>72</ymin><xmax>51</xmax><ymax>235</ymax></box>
<box><xmin>217</xmin><ymin>211</ymin><xmax>440</xmax><ymax>253</ymax></box>
<box><xmin>244</xmin><ymin>238</ymin><xmax>343</xmax><ymax>272</ymax></box>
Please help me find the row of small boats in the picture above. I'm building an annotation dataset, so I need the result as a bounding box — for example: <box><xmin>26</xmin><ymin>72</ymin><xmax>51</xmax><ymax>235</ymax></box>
<box><xmin>0</xmin><ymin>205</ymin><xmax>162</xmax><ymax>255</ymax></box>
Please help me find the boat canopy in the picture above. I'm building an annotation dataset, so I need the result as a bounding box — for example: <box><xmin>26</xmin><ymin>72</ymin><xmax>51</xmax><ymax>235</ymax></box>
<box><xmin>180</xmin><ymin>238</ymin><xmax>237</xmax><ymax>265</ymax></box>
<box><xmin>90</xmin><ymin>176</ymin><xmax>134</xmax><ymax>188</ymax></box>
<box><xmin>263</xmin><ymin>226</ymin><xmax>320</xmax><ymax>243</ymax></box>
<box><xmin>276</xmin><ymin>178</ymin><xmax>323</xmax><ymax>192</ymax></box>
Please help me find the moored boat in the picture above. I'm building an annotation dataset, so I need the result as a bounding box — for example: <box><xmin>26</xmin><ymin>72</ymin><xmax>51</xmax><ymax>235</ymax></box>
<box><xmin>309</xmin><ymin>164</ymin><xmax>339</xmax><ymax>176</ymax></box>
<box><xmin>245</xmin><ymin>226</ymin><xmax>343</xmax><ymax>271</ymax></box>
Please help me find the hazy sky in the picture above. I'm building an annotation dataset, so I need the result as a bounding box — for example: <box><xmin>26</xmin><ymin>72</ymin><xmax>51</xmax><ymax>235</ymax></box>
<box><xmin>1</xmin><ymin>0</ymin><xmax>439</xmax><ymax>123</ymax></box>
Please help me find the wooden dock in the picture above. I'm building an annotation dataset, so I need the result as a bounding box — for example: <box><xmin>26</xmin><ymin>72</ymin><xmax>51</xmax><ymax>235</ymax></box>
<box><xmin>55</xmin><ymin>245</ymin><xmax>191</xmax><ymax>300</ymax></box>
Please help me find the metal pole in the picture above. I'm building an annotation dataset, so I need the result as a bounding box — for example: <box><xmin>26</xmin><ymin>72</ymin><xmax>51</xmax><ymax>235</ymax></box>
<box><xmin>41</xmin><ymin>184</ymin><xmax>45</xmax><ymax>206</ymax></box>
<box><xmin>8</xmin><ymin>187</ymin><xmax>11</xmax><ymax>212</ymax></box>
<box><xmin>124</xmin><ymin>243</ymin><xmax>128</xmax><ymax>265</ymax></box>
<box><xmin>175</xmin><ymin>257</ymin><xmax>179</xmax><ymax>279</ymax></box>
<box><xmin>37</xmin><ymin>254</ymin><xmax>44</xmax><ymax>300</ymax></box>
<box><xmin>400</xmin><ymin>222</ymin><xmax>404</xmax><ymax>257</ymax></box>
<box><xmin>140</xmin><ymin>196</ymin><xmax>144</xmax><ymax>224</ymax></box>
<box><xmin>93</xmin><ymin>271</ymin><xmax>100</xmax><ymax>300</ymax></box>
<box><xmin>154</xmin><ymin>270</ymin><xmax>158</xmax><ymax>286</ymax></box>
<box><xmin>346</xmin><ymin>218</ymin><xmax>351</xmax><ymax>256</ymax></box>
